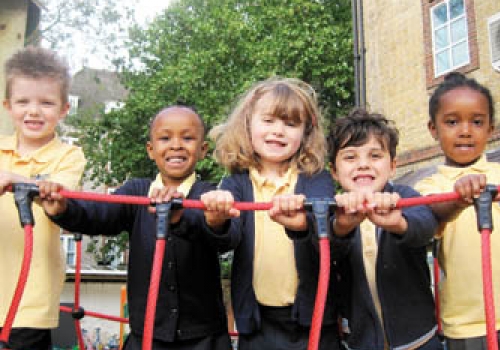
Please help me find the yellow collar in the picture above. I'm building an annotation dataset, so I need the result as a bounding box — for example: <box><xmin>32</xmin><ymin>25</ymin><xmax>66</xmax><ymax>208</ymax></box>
<box><xmin>249</xmin><ymin>166</ymin><xmax>295</xmax><ymax>190</ymax></box>
<box><xmin>147</xmin><ymin>172</ymin><xmax>196</xmax><ymax>197</ymax></box>
<box><xmin>0</xmin><ymin>133</ymin><xmax>61</xmax><ymax>163</ymax></box>
<box><xmin>438</xmin><ymin>155</ymin><xmax>491</xmax><ymax>180</ymax></box>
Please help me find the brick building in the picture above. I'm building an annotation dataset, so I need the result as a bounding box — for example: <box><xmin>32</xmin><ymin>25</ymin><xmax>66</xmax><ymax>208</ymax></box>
<box><xmin>353</xmin><ymin>0</ymin><xmax>500</xmax><ymax>180</ymax></box>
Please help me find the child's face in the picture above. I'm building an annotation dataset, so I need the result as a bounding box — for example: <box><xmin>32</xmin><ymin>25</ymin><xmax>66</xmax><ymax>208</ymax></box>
<box><xmin>250</xmin><ymin>93</ymin><xmax>305</xmax><ymax>172</ymax></box>
<box><xmin>429</xmin><ymin>87</ymin><xmax>493</xmax><ymax>167</ymax></box>
<box><xmin>146</xmin><ymin>108</ymin><xmax>207</xmax><ymax>187</ymax></box>
<box><xmin>3</xmin><ymin>76</ymin><xmax>69</xmax><ymax>148</ymax></box>
<box><xmin>330</xmin><ymin>135</ymin><xmax>396</xmax><ymax>193</ymax></box>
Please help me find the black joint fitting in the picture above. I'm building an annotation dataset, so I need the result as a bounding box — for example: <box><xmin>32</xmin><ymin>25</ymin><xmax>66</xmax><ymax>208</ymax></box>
<box><xmin>473</xmin><ymin>184</ymin><xmax>498</xmax><ymax>232</ymax></box>
<box><xmin>74</xmin><ymin>233</ymin><xmax>83</xmax><ymax>241</ymax></box>
<box><xmin>12</xmin><ymin>183</ymin><xmax>39</xmax><ymax>227</ymax></box>
<box><xmin>155</xmin><ymin>198</ymin><xmax>182</xmax><ymax>240</ymax></box>
<box><xmin>304</xmin><ymin>198</ymin><xmax>337</xmax><ymax>239</ymax></box>
<box><xmin>71</xmin><ymin>307</ymin><xmax>85</xmax><ymax>320</ymax></box>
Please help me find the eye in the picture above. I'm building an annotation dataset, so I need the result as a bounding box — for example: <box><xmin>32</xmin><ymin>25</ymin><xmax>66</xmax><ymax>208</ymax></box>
<box><xmin>371</xmin><ymin>152</ymin><xmax>383</xmax><ymax>159</ymax></box>
<box><xmin>472</xmin><ymin>118</ymin><xmax>484</xmax><ymax>127</ymax></box>
<box><xmin>183</xmin><ymin>136</ymin><xmax>195</xmax><ymax>141</ymax></box>
<box><xmin>42</xmin><ymin>101</ymin><xmax>55</xmax><ymax>106</ymax></box>
<box><xmin>444</xmin><ymin>119</ymin><xmax>458</xmax><ymax>126</ymax></box>
<box><xmin>160</xmin><ymin>136</ymin><xmax>170</xmax><ymax>141</ymax></box>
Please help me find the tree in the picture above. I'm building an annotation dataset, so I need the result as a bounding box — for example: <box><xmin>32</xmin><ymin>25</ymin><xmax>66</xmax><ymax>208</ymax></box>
<box><xmin>75</xmin><ymin>0</ymin><xmax>354</xmax><ymax>185</ymax></box>
<box><xmin>31</xmin><ymin>0</ymin><xmax>135</xmax><ymax>70</ymax></box>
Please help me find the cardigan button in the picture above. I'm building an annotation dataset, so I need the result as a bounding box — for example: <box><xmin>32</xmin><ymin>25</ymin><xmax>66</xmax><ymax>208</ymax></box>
<box><xmin>169</xmin><ymin>285</ymin><xmax>176</xmax><ymax>291</ymax></box>
<box><xmin>171</xmin><ymin>308</ymin><xmax>178</xmax><ymax>313</ymax></box>
<box><xmin>177</xmin><ymin>329</ymin><xmax>182</xmax><ymax>337</ymax></box>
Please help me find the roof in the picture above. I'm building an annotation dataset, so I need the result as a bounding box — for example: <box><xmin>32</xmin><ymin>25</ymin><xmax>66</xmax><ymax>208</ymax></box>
<box><xmin>394</xmin><ymin>147</ymin><xmax>500</xmax><ymax>186</ymax></box>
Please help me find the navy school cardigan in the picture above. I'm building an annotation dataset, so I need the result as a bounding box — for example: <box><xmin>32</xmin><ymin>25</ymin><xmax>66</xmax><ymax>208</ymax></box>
<box><xmin>50</xmin><ymin>178</ymin><xmax>229</xmax><ymax>342</ymax></box>
<box><xmin>206</xmin><ymin>169</ymin><xmax>338</xmax><ymax>334</ymax></box>
<box><xmin>332</xmin><ymin>183</ymin><xmax>439</xmax><ymax>350</ymax></box>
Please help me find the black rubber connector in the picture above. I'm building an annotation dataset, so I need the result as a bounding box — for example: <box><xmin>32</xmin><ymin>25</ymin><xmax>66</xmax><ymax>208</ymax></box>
<box><xmin>12</xmin><ymin>183</ymin><xmax>39</xmax><ymax>227</ymax></box>
<box><xmin>304</xmin><ymin>198</ymin><xmax>337</xmax><ymax>239</ymax></box>
<box><xmin>473</xmin><ymin>184</ymin><xmax>498</xmax><ymax>232</ymax></box>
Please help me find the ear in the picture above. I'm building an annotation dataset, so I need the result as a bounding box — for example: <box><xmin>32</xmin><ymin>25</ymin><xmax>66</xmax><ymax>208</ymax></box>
<box><xmin>3</xmin><ymin>99</ymin><xmax>11</xmax><ymax>111</ymax></box>
<box><xmin>59</xmin><ymin>102</ymin><xmax>70</xmax><ymax>120</ymax></box>
<box><xmin>199</xmin><ymin>141</ymin><xmax>209</xmax><ymax>159</ymax></box>
<box><xmin>329</xmin><ymin>162</ymin><xmax>339</xmax><ymax>182</ymax></box>
<box><xmin>428</xmin><ymin>120</ymin><xmax>438</xmax><ymax>141</ymax></box>
<box><xmin>146</xmin><ymin>141</ymin><xmax>154</xmax><ymax>160</ymax></box>
<box><xmin>389</xmin><ymin>158</ymin><xmax>397</xmax><ymax>178</ymax></box>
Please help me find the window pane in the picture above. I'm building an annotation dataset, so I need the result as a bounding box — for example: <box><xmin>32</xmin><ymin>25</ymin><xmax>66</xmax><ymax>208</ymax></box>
<box><xmin>451</xmin><ymin>17</ymin><xmax>466</xmax><ymax>42</ymax></box>
<box><xmin>435</xmin><ymin>27</ymin><xmax>449</xmax><ymax>50</ymax></box>
<box><xmin>450</xmin><ymin>0</ymin><xmax>464</xmax><ymax>20</ymax></box>
<box><xmin>432</xmin><ymin>4</ymin><xmax>448</xmax><ymax>27</ymax></box>
<box><xmin>452</xmin><ymin>41</ymin><xmax>469</xmax><ymax>67</ymax></box>
<box><xmin>436</xmin><ymin>50</ymin><xmax>450</xmax><ymax>75</ymax></box>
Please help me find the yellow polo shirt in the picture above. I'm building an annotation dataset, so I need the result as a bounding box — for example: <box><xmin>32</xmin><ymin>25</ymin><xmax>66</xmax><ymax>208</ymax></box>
<box><xmin>250</xmin><ymin>167</ymin><xmax>299</xmax><ymax>306</ymax></box>
<box><xmin>147</xmin><ymin>172</ymin><xmax>196</xmax><ymax>197</ymax></box>
<box><xmin>0</xmin><ymin>133</ymin><xmax>86</xmax><ymax>328</ymax></box>
<box><xmin>415</xmin><ymin>155</ymin><xmax>500</xmax><ymax>338</ymax></box>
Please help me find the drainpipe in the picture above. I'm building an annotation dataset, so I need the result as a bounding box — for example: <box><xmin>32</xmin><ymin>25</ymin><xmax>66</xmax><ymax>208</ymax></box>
<box><xmin>351</xmin><ymin>0</ymin><xmax>366</xmax><ymax>108</ymax></box>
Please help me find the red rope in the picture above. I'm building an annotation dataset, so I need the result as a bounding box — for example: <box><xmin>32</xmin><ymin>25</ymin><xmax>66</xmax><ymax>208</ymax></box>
<box><xmin>74</xmin><ymin>238</ymin><xmax>85</xmax><ymax>350</ymax></box>
<box><xmin>433</xmin><ymin>257</ymin><xmax>442</xmax><ymax>335</ymax></box>
<box><xmin>59</xmin><ymin>306</ymin><xmax>129</xmax><ymax>324</ymax></box>
<box><xmin>142</xmin><ymin>239</ymin><xmax>166</xmax><ymax>350</ymax></box>
<box><xmin>0</xmin><ymin>225</ymin><xmax>34</xmax><ymax>346</ymax></box>
<box><xmin>481</xmin><ymin>228</ymin><xmax>499</xmax><ymax>350</ymax></box>
<box><xmin>307</xmin><ymin>238</ymin><xmax>330</xmax><ymax>350</ymax></box>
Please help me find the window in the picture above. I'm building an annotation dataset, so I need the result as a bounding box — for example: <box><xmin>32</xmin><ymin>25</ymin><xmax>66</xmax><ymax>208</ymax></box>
<box><xmin>431</xmin><ymin>0</ymin><xmax>469</xmax><ymax>76</ymax></box>
<box><xmin>104</xmin><ymin>101</ymin><xmax>125</xmax><ymax>114</ymax></box>
<box><xmin>422</xmin><ymin>0</ymin><xmax>479</xmax><ymax>87</ymax></box>
<box><xmin>68</xmin><ymin>95</ymin><xmax>79</xmax><ymax>115</ymax></box>
<box><xmin>60</xmin><ymin>233</ymin><xmax>76</xmax><ymax>266</ymax></box>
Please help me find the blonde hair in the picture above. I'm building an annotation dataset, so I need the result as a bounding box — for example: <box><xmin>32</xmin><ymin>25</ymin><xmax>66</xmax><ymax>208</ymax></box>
<box><xmin>210</xmin><ymin>77</ymin><xmax>326</xmax><ymax>175</ymax></box>
<box><xmin>5</xmin><ymin>46</ymin><xmax>70</xmax><ymax>104</ymax></box>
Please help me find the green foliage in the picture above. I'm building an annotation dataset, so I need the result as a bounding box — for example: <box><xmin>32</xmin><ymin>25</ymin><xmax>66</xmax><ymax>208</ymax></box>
<box><xmin>86</xmin><ymin>232</ymin><xmax>129</xmax><ymax>267</ymax></box>
<box><xmin>77</xmin><ymin>0</ymin><xmax>354</xmax><ymax>185</ymax></box>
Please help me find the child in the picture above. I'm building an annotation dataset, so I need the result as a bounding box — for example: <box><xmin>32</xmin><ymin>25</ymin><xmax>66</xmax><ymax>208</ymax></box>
<box><xmin>38</xmin><ymin>106</ymin><xmax>232</xmax><ymax>350</ymax></box>
<box><xmin>415</xmin><ymin>72</ymin><xmax>500</xmax><ymax>350</ymax></box>
<box><xmin>0</xmin><ymin>46</ymin><xmax>86</xmax><ymax>350</ymax></box>
<box><xmin>200</xmin><ymin>78</ymin><xmax>341</xmax><ymax>350</ymax></box>
<box><xmin>328</xmin><ymin>109</ymin><xmax>442</xmax><ymax>350</ymax></box>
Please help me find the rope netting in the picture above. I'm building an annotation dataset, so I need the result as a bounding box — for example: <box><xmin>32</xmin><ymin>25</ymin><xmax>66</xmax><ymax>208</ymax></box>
<box><xmin>1</xmin><ymin>185</ymin><xmax>499</xmax><ymax>350</ymax></box>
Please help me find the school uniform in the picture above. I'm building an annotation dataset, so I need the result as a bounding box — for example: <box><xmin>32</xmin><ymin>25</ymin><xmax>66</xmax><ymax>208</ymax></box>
<box><xmin>0</xmin><ymin>134</ymin><xmax>85</xmax><ymax>350</ymax></box>
<box><xmin>50</xmin><ymin>175</ymin><xmax>231</xmax><ymax>350</ymax></box>
<box><xmin>207</xmin><ymin>169</ymin><xmax>341</xmax><ymax>350</ymax></box>
<box><xmin>332</xmin><ymin>183</ymin><xmax>441</xmax><ymax>350</ymax></box>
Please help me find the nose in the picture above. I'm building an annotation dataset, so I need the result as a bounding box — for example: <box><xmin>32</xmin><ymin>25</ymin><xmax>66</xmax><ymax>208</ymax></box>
<box><xmin>169</xmin><ymin>137</ymin><xmax>182</xmax><ymax>149</ymax></box>
<box><xmin>458</xmin><ymin>122</ymin><xmax>471</xmax><ymax>137</ymax></box>
<box><xmin>357</xmin><ymin>155</ymin><xmax>370</xmax><ymax>169</ymax></box>
<box><xmin>271</xmin><ymin>120</ymin><xmax>285</xmax><ymax>135</ymax></box>
<box><xmin>27</xmin><ymin>103</ymin><xmax>40</xmax><ymax>117</ymax></box>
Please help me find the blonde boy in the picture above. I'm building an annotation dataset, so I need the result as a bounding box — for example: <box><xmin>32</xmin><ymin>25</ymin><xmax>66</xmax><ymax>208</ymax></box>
<box><xmin>0</xmin><ymin>46</ymin><xmax>86</xmax><ymax>350</ymax></box>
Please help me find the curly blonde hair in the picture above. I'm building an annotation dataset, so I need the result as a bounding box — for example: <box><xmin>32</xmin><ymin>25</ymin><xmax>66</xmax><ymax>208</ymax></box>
<box><xmin>210</xmin><ymin>77</ymin><xmax>326</xmax><ymax>175</ymax></box>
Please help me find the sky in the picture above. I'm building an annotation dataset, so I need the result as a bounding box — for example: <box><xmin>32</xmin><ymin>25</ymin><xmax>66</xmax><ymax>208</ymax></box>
<box><xmin>134</xmin><ymin>0</ymin><xmax>173</xmax><ymax>25</ymax></box>
<box><xmin>66</xmin><ymin>0</ymin><xmax>173</xmax><ymax>72</ymax></box>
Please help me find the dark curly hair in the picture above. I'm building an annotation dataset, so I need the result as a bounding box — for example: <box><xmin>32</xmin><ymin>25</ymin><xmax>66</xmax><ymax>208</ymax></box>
<box><xmin>328</xmin><ymin>108</ymin><xmax>399</xmax><ymax>169</ymax></box>
<box><xmin>429</xmin><ymin>72</ymin><xmax>495</xmax><ymax>123</ymax></box>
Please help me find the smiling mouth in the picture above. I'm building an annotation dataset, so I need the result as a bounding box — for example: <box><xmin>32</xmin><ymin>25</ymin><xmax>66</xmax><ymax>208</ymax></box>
<box><xmin>166</xmin><ymin>156</ymin><xmax>187</xmax><ymax>164</ymax></box>
<box><xmin>354</xmin><ymin>175</ymin><xmax>375</xmax><ymax>184</ymax></box>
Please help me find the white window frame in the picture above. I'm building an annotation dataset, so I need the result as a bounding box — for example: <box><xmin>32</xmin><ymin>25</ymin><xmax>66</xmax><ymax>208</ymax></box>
<box><xmin>430</xmin><ymin>0</ymin><xmax>470</xmax><ymax>77</ymax></box>
<box><xmin>104</xmin><ymin>101</ymin><xmax>125</xmax><ymax>114</ymax></box>
<box><xmin>68</xmin><ymin>95</ymin><xmax>79</xmax><ymax>115</ymax></box>
<box><xmin>60</xmin><ymin>233</ymin><xmax>76</xmax><ymax>266</ymax></box>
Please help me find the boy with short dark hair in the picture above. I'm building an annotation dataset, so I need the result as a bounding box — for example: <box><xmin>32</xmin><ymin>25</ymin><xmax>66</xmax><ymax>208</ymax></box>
<box><xmin>328</xmin><ymin>108</ymin><xmax>442</xmax><ymax>350</ymax></box>
<box><xmin>38</xmin><ymin>106</ymin><xmax>232</xmax><ymax>350</ymax></box>
<box><xmin>0</xmin><ymin>46</ymin><xmax>86</xmax><ymax>349</ymax></box>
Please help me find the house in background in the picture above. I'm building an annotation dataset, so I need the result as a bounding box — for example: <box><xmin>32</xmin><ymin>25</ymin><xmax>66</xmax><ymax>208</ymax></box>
<box><xmin>0</xmin><ymin>0</ymin><xmax>43</xmax><ymax>135</ymax></box>
<box><xmin>352</xmin><ymin>0</ymin><xmax>500</xmax><ymax>180</ymax></box>
<box><xmin>56</xmin><ymin>67</ymin><xmax>130</xmax><ymax>348</ymax></box>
